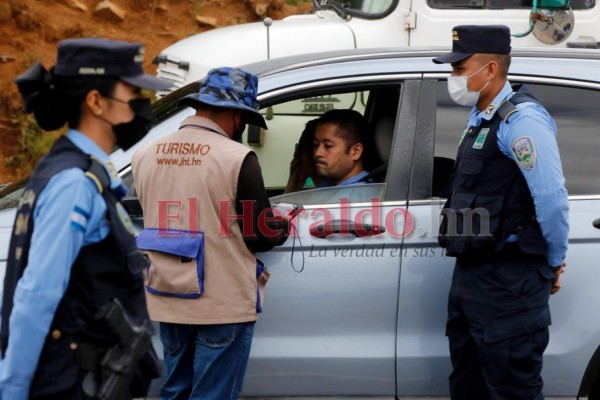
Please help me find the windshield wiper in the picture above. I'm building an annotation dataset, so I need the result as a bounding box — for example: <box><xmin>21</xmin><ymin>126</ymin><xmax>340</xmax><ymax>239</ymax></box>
<box><xmin>312</xmin><ymin>0</ymin><xmax>349</xmax><ymax>20</ymax></box>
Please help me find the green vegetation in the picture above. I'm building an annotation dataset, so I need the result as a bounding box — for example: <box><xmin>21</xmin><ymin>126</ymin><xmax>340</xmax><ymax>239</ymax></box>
<box><xmin>6</xmin><ymin>113</ymin><xmax>61</xmax><ymax>172</ymax></box>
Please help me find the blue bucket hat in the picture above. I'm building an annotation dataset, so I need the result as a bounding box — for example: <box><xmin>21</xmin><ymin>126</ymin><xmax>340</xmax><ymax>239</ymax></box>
<box><xmin>54</xmin><ymin>38</ymin><xmax>172</xmax><ymax>91</ymax></box>
<box><xmin>179</xmin><ymin>67</ymin><xmax>267</xmax><ymax>129</ymax></box>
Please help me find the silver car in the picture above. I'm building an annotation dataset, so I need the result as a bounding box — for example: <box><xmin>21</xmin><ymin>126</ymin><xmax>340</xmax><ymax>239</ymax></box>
<box><xmin>2</xmin><ymin>47</ymin><xmax>600</xmax><ymax>399</ymax></box>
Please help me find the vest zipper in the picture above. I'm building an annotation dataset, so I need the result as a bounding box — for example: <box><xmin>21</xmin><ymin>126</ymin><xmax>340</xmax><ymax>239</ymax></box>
<box><xmin>450</xmin><ymin>127</ymin><xmax>477</xmax><ymax>200</ymax></box>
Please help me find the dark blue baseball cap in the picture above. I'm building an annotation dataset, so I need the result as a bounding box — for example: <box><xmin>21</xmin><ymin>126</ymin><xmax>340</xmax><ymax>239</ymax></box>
<box><xmin>53</xmin><ymin>38</ymin><xmax>172</xmax><ymax>91</ymax></box>
<box><xmin>433</xmin><ymin>25</ymin><xmax>512</xmax><ymax>64</ymax></box>
<box><xmin>179</xmin><ymin>67</ymin><xmax>267</xmax><ymax>129</ymax></box>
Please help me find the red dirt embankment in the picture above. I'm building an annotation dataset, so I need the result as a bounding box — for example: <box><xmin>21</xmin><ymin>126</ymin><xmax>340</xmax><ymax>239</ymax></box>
<box><xmin>0</xmin><ymin>0</ymin><xmax>311</xmax><ymax>183</ymax></box>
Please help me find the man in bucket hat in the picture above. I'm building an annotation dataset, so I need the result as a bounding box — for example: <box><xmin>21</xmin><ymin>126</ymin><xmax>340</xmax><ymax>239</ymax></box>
<box><xmin>132</xmin><ymin>67</ymin><xmax>289</xmax><ymax>399</ymax></box>
<box><xmin>435</xmin><ymin>26</ymin><xmax>568</xmax><ymax>399</ymax></box>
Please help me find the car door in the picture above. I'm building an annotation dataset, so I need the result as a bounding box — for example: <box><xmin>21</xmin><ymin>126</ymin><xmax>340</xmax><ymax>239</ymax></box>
<box><xmin>238</xmin><ymin>77</ymin><xmax>422</xmax><ymax>397</ymax></box>
<box><xmin>403</xmin><ymin>72</ymin><xmax>600</xmax><ymax>397</ymax></box>
<box><xmin>392</xmin><ymin>78</ymin><xmax>456</xmax><ymax>396</ymax></box>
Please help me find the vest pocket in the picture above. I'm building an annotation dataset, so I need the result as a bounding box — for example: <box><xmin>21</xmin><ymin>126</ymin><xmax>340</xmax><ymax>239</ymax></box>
<box><xmin>136</xmin><ymin>228</ymin><xmax>205</xmax><ymax>299</ymax></box>
<box><xmin>472</xmin><ymin>194</ymin><xmax>503</xmax><ymax>239</ymax></box>
<box><xmin>30</xmin><ymin>334</ymin><xmax>80</xmax><ymax>396</ymax></box>
<box><xmin>440</xmin><ymin>192</ymin><xmax>503</xmax><ymax>256</ymax></box>
<box><xmin>516</xmin><ymin>221</ymin><xmax>548</xmax><ymax>256</ymax></box>
<box><xmin>458</xmin><ymin>158</ymin><xmax>484</xmax><ymax>189</ymax></box>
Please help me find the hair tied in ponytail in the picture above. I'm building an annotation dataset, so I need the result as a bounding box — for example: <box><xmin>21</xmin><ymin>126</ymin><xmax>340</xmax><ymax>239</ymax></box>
<box><xmin>14</xmin><ymin>61</ymin><xmax>54</xmax><ymax>113</ymax></box>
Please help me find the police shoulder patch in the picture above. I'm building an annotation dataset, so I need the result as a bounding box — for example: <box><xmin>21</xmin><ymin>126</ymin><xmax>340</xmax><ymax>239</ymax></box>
<box><xmin>511</xmin><ymin>136</ymin><xmax>536</xmax><ymax>170</ymax></box>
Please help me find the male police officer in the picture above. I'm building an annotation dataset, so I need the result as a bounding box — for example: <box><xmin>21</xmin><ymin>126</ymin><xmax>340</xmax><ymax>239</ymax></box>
<box><xmin>0</xmin><ymin>39</ymin><xmax>171</xmax><ymax>399</ymax></box>
<box><xmin>435</xmin><ymin>26</ymin><xmax>568</xmax><ymax>399</ymax></box>
<box><xmin>132</xmin><ymin>67</ymin><xmax>289</xmax><ymax>399</ymax></box>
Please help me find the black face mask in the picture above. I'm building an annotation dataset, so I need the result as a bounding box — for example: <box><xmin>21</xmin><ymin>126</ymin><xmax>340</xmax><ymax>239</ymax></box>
<box><xmin>112</xmin><ymin>98</ymin><xmax>153</xmax><ymax>151</ymax></box>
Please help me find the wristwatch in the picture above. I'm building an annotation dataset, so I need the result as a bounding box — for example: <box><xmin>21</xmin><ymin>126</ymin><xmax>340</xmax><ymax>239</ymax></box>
<box><xmin>550</xmin><ymin>264</ymin><xmax>562</xmax><ymax>273</ymax></box>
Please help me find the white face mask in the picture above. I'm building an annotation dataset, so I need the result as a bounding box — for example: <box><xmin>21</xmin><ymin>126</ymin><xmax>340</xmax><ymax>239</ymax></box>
<box><xmin>447</xmin><ymin>63</ymin><xmax>491</xmax><ymax>107</ymax></box>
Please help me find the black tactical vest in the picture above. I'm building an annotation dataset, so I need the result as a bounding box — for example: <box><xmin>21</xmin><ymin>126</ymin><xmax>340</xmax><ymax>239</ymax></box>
<box><xmin>1</xmin><ymin>136</ymin><xmax>154</xmax><ymax>396</ymax></box>
<box><xmin>438</xmin><ymin>84</ymin><xmax>547</xmax><ymax>257</ymax></box>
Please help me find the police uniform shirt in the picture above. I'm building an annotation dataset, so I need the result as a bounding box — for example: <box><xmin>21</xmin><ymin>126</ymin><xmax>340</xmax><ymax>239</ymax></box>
<box><xmin>0</xmin><ymin>130</ymin><xmax>126</xmax><ymax>399</ymax></box>
<box><xmin>464</xmin><ymin>81</ymin><xmax>569</xmax><ymax>267</ymax></box>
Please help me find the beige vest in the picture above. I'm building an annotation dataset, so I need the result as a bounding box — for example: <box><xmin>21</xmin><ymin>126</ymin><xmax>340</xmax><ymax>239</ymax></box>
<box><xmin>132</xmin><ymin>116</ymin><xmax>267</xmax><ymax>324</ymax></box>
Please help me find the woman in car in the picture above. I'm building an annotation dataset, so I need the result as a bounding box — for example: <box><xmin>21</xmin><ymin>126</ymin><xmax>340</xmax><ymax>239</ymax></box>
<box><xmin>285</xmin><ymin>118</ymin><xmax>321</xmax><ymax>193</ymax></box>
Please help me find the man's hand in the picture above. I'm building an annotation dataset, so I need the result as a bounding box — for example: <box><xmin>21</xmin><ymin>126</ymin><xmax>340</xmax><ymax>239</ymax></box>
<box><xmin>284</xmin><ymin>155</ymin><xmax>305</xmax><ymax>193</ymax></box>
<box><xmin>551</xmin><ymin>260</ymin><xmax>567</xmax><ymax>295</ymax></box>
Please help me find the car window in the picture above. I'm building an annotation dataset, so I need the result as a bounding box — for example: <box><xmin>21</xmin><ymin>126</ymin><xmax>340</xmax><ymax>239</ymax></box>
<box><xmin>121</xmin><ymin>83</ymin><xmax>402</xmax><ymax>206</ymax></box>
<box><xmin>432</xmin><ymin>80</ymin><xmax>600</xmax><ymax>198</ymax></box>
<box><xmin>270</xmin><ymin>183</ymin><xmax>385</xmax><ymax>205</ymax></box>
<box><xmin>428</xmin><ymin>0</ymin><xmax>594</xmax><ymax>9</ymax></box>
<box><xmin>533</xmin><ymin>84</ymin><xmax>600</xmax><ymax>195</ymax></box>
<box><xmin>243</xmin><ymin>91</ymin><xmax>368</xmax><ymax>191</ymax></box>
<box><xmin>244</xmin><ymin>84</ymin><xmax>401</xmax><ymax>204</ymax></box>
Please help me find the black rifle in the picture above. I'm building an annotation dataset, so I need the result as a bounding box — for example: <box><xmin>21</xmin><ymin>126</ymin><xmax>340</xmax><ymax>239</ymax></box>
<box><xmin>84</xmin><ymin>298</ymin><xmax>153</xmax><ymax>400</ymax></box>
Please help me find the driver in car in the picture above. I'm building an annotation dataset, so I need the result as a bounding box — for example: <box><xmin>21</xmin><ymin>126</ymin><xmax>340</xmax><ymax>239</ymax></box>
<box><xmin>312</xmin><ymin>109</ymin><xmax>375</xmax><ymax>187</ymax></box>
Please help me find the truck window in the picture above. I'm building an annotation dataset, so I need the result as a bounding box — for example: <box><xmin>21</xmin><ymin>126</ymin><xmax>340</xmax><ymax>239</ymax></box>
<box><xmin>428</xmin><ymin>0</ymin><xmax>595</xmax><ymax>9</ymax></box>
<box><xmin>331</xmin><ymin>0</ymin><xmax>396</xmax><ymax>15</ymax></box>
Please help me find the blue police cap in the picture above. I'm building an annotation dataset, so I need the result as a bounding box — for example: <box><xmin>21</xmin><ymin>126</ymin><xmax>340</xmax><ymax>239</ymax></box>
<box><xmin>433</xmin><ymin>25</ymin><xmax>512</xmax><ymax>64</ymax></box>
<box><xmin>179</xmin><ymin>67</ymin><xmax>267</xmax><ymax>129</ymax></box>
<box><xmin>53</xmin><ymin>38</ymin><xmax>172</xmax><ymax>91</ymax></box>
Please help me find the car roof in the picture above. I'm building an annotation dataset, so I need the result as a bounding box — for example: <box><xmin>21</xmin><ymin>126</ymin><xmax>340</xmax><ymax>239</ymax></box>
<box><xmin>241</xmin><ymin>47</ymin><xmax>600</xmax><ymax>84</ymax></box>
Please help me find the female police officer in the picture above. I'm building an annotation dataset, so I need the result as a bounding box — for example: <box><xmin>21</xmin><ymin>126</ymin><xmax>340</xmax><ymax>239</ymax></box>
<box><xmin>0</xmin><ymin>38</ymin><xmax>171</xmax><ymax>399</ymax></box>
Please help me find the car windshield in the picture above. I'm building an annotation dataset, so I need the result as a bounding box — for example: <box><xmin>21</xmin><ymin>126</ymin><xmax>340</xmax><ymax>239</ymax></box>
<box><xmin>329</xmin><ymin>0</ymin><xmax>396</xmax><ymax>16</ymax></box>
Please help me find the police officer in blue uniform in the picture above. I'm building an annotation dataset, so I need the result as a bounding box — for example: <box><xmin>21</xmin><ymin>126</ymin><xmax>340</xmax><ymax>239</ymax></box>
<box><xmin>435</xmin><ymin>25</ymin><xmax>569</xmax><ymax>399</ymax></box>
<box><xmin>0</xmin><ymin>38</ymin><xmax>171</xmax><ymax>399</ymax></box>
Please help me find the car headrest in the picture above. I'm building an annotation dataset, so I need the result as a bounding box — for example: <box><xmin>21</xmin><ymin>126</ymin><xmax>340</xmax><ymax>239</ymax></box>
<box><xmin>373</xmin><ymin>116</ymin><xmax>395</xmax><ymax>163</ymax></box>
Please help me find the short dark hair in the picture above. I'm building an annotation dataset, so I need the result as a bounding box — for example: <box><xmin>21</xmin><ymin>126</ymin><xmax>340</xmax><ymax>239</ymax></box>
<box><xmin>315</xmin><ymin>109</ymin><xmax>368</xmax><ymax>152</ymax></box>
<box><xmin>478</xmin><ymin>53</ymin><xmax>511</xmax><ymax>78</ymax></box>
<box><xmin>495</xmin><ymin>53</ymin><xmax>511</xmax><ymax>77</ymax></box>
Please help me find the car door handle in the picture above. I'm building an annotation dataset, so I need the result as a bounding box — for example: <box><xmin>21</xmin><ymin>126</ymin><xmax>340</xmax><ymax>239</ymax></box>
<box><xmin>593</xmin><ymin>218</ymin><xmax>600</xmax><ymax>229</ymax></box>
<box><xmin>309</xmin><ymin>220</ymin><xmax>386</xmax><ymax>238</ymax></box>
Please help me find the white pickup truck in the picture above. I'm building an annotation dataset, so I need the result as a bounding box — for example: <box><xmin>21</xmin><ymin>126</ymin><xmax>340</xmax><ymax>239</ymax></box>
<box><xmin>154</xmin><ymin>0</ymin><xmax>600</xmax><ymax>95</ymax></box>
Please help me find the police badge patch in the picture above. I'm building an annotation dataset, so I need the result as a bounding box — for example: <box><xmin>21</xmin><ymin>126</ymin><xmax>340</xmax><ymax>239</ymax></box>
<box><xmin>473</xmin><ymin>128</ymin><xmax>489</xmax><ymax>149</ymax></box>
<box><xmin>511</xmin><ymin>136</ymin><xmax>536</xmax><ymax>170</ymax></box>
